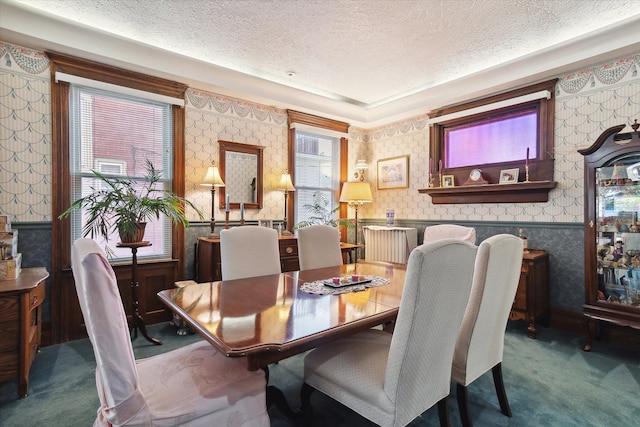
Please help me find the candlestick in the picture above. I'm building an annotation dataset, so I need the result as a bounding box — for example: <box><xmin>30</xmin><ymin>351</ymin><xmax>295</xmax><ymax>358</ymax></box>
<box><xmin>526</xmin><ymin>147</ymin><xmax>529</xmax><ymax>167</ymax></box>
<box><xmin>439</xmin><ymin>159</ymin><xmax>443</xmax><ymax>172</ymax></box>
<box><xmin>225</xmin><ymin>211</ymin><xmax>229</xmax><ymax>229</ymax></box>
<box><xmin>429</xmin><ymin>158</ymin><xmax>435</xmax><ymax>188</ymax></box>
<box><xmin>225</xmin><ymin>193</ymin><xmax>230</xmax><ymax>212</ymax></box>
<box><xmin>240</xmin><ymin>202</ymin><xmax>244</xmax><ymax>221</ymax></box>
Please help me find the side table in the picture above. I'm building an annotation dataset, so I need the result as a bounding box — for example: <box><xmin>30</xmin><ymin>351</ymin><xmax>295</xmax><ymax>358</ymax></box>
<box><xmin>117</xmin><ymin>241</ymin><xmax>162</xmax><ymax>345</ymax></box>
<box><xmin>509</xmin><ymin>249</ymin><xmax>550</xmax><ymax>338</ymax></box>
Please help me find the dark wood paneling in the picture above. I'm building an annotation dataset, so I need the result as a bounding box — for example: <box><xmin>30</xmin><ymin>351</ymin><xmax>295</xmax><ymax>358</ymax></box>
<box><xmin>62</xmin><ymin>261</ymin><xmax>177</xmax><ymax>341</ymax></box>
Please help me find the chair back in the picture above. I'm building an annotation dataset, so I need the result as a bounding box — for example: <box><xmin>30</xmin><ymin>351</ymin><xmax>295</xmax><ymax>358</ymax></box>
<box><xmin>71</xmin><ymin>238</ymin><xmax>147</xmax><ymax>424</ymax></box>
<box><xmin>384</xmin><ymin>239</ymin><xmax>477</xmax><ymax>426</ymax></box>
<box><xmin>423</xmin><ymin>224</ymin><xmax>476</xmax><ymax>244</ymax></box>
<box><xmin>297</xmin><ymin>224</ymin><xmax>343</xmax><ymax>270</ymax></box>
<box><xmin>452</xmin><ymin>234</ymin><xmax>524</xmax><ymax>385</ymax></box>
<box><xmin>220</xmin><ymin>226</ymin><xmax>281</xmax><ymax>280</ymax></box>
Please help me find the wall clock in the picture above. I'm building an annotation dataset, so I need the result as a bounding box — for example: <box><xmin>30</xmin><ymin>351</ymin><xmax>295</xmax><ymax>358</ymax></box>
<box><xmin>463</xmin><ymin>168</ymin><xmax>489</xmax><ymax>185</ymax></box>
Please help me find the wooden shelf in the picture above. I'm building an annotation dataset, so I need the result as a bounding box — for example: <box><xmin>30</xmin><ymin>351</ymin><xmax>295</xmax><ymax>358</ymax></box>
<box><xmin>418</xmin><ymin>180</ymin><xmax>557</xmax><ymax>204</ymax></box>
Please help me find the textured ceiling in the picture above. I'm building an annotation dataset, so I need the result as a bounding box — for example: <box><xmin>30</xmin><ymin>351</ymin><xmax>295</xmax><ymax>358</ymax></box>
<box><xmin>2</xmin><ymin>0</ymin><xmax>640</xmax><ymax>126</ymax></box>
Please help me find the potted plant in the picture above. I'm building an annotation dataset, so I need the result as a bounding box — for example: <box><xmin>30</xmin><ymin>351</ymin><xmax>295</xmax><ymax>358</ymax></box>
<box><xmin>59</xmin><ymin>159</ymin><xmax>203</xmax><ymax>247</ymax></box>
<box><xmin>294</xmin><ymin>191</ymin><xmax>354</xmax><ymax>231</ymax></box>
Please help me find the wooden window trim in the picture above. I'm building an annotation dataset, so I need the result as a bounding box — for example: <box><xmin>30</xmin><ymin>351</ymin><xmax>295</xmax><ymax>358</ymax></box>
<box><xmin>49</xmin><ymin>51</ymin><xmax>187</xmax><ymax>341</ymax></box>
<box><xmin>422</xmin><ymin>79</ymin><xmax>557</xmax><ymax>204</ymax></box>
<box><xmin>287</xmin><ymin>110</ymin><xmax>349</xmax><ymax>238</ymax></box>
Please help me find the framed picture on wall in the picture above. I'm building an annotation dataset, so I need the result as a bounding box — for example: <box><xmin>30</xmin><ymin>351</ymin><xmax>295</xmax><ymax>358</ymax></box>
<box><xmin>377</xmin><ymin>155</ymin><xmax>409</xmax><ymax>190</ymax></box>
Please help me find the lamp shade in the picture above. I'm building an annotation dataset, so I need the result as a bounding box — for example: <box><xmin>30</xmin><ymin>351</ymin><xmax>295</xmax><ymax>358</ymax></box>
<box><xmin>339</xmin><ymin>182</ymin><xmax>373</xmax><ymax>203</ymax></box>
<box><xmin>279</xmin><ymin>173</ymin><xmax>296</xmax><ymax>191</ymax></box>
<box><xmin>200</xmin><ymin>166</ymin><xmax>225</xmax><ymax>187</ymax></box>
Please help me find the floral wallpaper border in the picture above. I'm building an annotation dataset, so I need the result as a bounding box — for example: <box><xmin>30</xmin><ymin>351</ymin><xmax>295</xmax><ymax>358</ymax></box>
<box><xmin>557</xmin><ymin>54</ymin><xmax>640</xmax><ymax>97</ymax></box>
<box><xmin>185</xmin><ymin>89</ymin><xmax>287</xmax><ymax>124</ymax></box>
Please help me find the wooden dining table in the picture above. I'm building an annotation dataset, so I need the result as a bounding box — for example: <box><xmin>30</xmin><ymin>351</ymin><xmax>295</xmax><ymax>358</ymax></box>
<box><xmin>157</xmin><ymin>261</ymin><xmax>407</xmax><ymax>371</ymax></box>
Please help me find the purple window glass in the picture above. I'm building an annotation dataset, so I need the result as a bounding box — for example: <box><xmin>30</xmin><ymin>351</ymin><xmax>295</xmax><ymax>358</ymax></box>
<box><xmin>445</xmin><ymin>110</ymin><xmax>538</xmax><ymax>168</ymax></box>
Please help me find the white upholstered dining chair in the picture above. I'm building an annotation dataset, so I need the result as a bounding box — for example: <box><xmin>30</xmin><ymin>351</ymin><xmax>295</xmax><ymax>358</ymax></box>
<box><xmin>220</xmin><ymin>226</ymin><xmax>281</xmax><ymax>280</ymax></box>
<box><xmin>301</xmin><ymin>239</ymin><xmax>478</xmax><ymax>427</ymax></box>
<box><xmin>71</xmin><ymin>238</ymin><xmax>269</xmax><ymax>427</ymax></box>
<box><xmin>452</xmin><ymin>234</ymin><xmax>524</xmax><ymax>427</ymax></box>
<box><xmin>297</xmin><ymin>224</ymin><xmax>343</xmax><ymax>270</ymax></box>
<box><xmin>423</xmin><ymin>224</ymin><xmax>476</xmax><ymax>244</ymax></box>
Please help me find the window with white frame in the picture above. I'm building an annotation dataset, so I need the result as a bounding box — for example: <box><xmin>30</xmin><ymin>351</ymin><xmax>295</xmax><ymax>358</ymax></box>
<box><xmin>287</xmin><ymin>110</ymin><xmax>349</xmax><ymax>233</ymax></box>
<box><xmin>68</xmin><ymin>85</ymin><xmax>174</xmax><ymax>261</ymax></box>
<box><xmin>294</xmin><ymin>130</ymin><xmax>341</xmax><ymax>226</ymax></box>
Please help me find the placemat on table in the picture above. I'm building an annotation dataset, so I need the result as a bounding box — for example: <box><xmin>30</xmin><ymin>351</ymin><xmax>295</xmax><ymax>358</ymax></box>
<box><xmin>300</xmin><ymin>275</ymin><xmax>390</xmax><ymax>295</ymax></box>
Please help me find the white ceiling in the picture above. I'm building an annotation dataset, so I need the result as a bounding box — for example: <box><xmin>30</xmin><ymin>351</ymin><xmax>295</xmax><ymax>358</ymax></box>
<box><xmin>1</xmin><ymin>0</ymin><xmax>640</xmax><ymax>127</ymax></box>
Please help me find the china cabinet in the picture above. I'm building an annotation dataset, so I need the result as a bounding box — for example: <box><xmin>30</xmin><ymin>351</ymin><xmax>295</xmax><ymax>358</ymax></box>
<box><xmin>579</xmin><ymin>121</ymin><xmax>640</xmax><ymax>351</ymax></box>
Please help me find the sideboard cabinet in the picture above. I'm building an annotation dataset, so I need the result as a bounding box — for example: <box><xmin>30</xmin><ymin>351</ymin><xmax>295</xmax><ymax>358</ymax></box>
<box><xmin>0</xmin><ymin>267</ymin><xmax>49</xmax><ymax>398</ymax></box>
<box><xmin>197</xmin><ymin>235</ymin><xmax>300</xmax><ymax>282</ymax></box>
<box><xmin>579</xmin><ymin>122</ymin><xmax>640</xmax><ymax>351</ymax></box>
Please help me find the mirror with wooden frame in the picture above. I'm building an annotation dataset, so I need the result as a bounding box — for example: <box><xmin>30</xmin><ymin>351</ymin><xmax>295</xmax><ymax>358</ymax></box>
<box><xmin>219</xmin><ymin>140</ymin><xmax>264</xmax><ymax>210</ymax></box>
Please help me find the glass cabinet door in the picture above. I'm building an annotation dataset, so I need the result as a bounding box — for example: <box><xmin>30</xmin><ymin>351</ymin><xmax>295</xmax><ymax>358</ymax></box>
<box><xmin>596</xmin><ymin>154</ymin><xmax>640</xmax><ymax>308</ymax></box>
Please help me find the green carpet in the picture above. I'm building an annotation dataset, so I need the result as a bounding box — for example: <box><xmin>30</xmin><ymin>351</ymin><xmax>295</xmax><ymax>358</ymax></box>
<box><xmin>1</xmin><ymin>322</ymin><xmax>638</xmax><ymax>426</ymax></box>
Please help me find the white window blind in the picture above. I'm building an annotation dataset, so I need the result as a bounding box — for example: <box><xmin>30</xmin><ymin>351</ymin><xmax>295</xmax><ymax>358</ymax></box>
<box><xmin>294</xmin><ymin>130</ymin><xmax>340</xmax><ymax>225</ymax></box>
<box><xmin>68</xmin><ymin>84</ymin><xmax>174</xmax><ymax>261</ymax></box>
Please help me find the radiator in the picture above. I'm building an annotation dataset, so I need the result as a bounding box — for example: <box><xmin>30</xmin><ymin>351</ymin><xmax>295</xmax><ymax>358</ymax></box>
<box><xmin>363</xmin><ymin>226</ymin><xmax>418</xmax><ymax>264</ymax></box>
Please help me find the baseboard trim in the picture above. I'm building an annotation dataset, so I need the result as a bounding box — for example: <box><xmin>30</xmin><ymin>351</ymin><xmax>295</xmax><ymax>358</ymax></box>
<box><xmin>549</xmin><ymin>307</ymin><xmax>584</xmax><ymax>335</ymax></box>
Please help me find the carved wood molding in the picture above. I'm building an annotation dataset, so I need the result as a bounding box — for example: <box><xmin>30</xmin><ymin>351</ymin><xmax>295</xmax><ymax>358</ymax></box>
<box><xmin>418</xmin><ymin>180</ymin><xmax>557</xmax><ymax>204</ymax></box>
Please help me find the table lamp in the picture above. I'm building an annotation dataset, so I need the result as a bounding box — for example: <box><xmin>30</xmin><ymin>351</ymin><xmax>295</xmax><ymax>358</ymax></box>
<box><xmin>200</xmin><ymin>163</ymin><xmax>225</xmax><ymax>238</ymax></box>
<box><xmin>339</xmin><ymin>181</ymin><xmax>373</xmax><ymax>246</ymax></box>
<box><xmin>279</xmin><ymin>171</ymin><xmax>296</xmax><ymax>235</ymax></box>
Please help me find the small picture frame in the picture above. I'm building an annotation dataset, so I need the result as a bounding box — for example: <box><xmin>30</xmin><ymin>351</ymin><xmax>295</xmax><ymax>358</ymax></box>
<box><xmin>259</xmin><ymin>220</ymin><xmax>272</xmax><ymax>228</ymax></box>
<box><xmin>499</xmin><ymin>168</ymin><xmax>519</xmax><ymax>184</ymax></box>
<box><xmin>442</xmin><ymin>175</ymin><xmax>455</xmax><ymax>187</ymax></box>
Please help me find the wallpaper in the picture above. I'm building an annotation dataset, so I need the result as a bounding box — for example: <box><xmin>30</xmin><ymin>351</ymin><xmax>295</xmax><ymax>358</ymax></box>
<box><xmin>183</xmin><ymin>89</ymin><xmax>289</xmax><ymax>223</ymax></box>
<box><xmin>356</xmin><ymin>56</ymin><xmax>640</xmax><ymax>224</ymax></box>
<box><xmin>1</xmin><ymin>40</ymin><xmax>640</xmax><ymax>228</ymax></box>
<box><xmin>0</xmin><ymin>43</ymin><xmax>51</xmax><ymax>222</ymax></box>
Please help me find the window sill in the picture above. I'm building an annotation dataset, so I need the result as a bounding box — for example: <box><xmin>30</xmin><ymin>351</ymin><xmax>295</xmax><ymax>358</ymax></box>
<box><xmin>418</xmin><ymin>180</ymin><xmax>557</xmax><ymax>204</ymax></box>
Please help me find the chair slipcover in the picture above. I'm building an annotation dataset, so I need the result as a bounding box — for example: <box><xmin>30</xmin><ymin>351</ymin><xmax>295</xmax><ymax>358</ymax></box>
<box><xmin>452</xmin><ymin>234</ymin><xmax>524</xmax><ymax>427</ymax></box>
<box><xmin>302</xmin><ymin>239</ymin><xmax>478</xmax><ymax>427</ymax></box>
<box><xmin>220</xmin><ymin>226</ymin><xmax>281</xmax><ymax>280</ymax></box>
<box><xmin>297</xmin><ymin>224</ymin><xmax>343</xmax><ymax>270</ymax></box>
<box><xmin>423</xmin><ymin>224</ymin><xmax>476</xmax><ymax>244</ymax></box>
<box><xmin>71</xmin><ymin>238</ymin><xmax>269</xmax><ymax>427</ymax></box>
